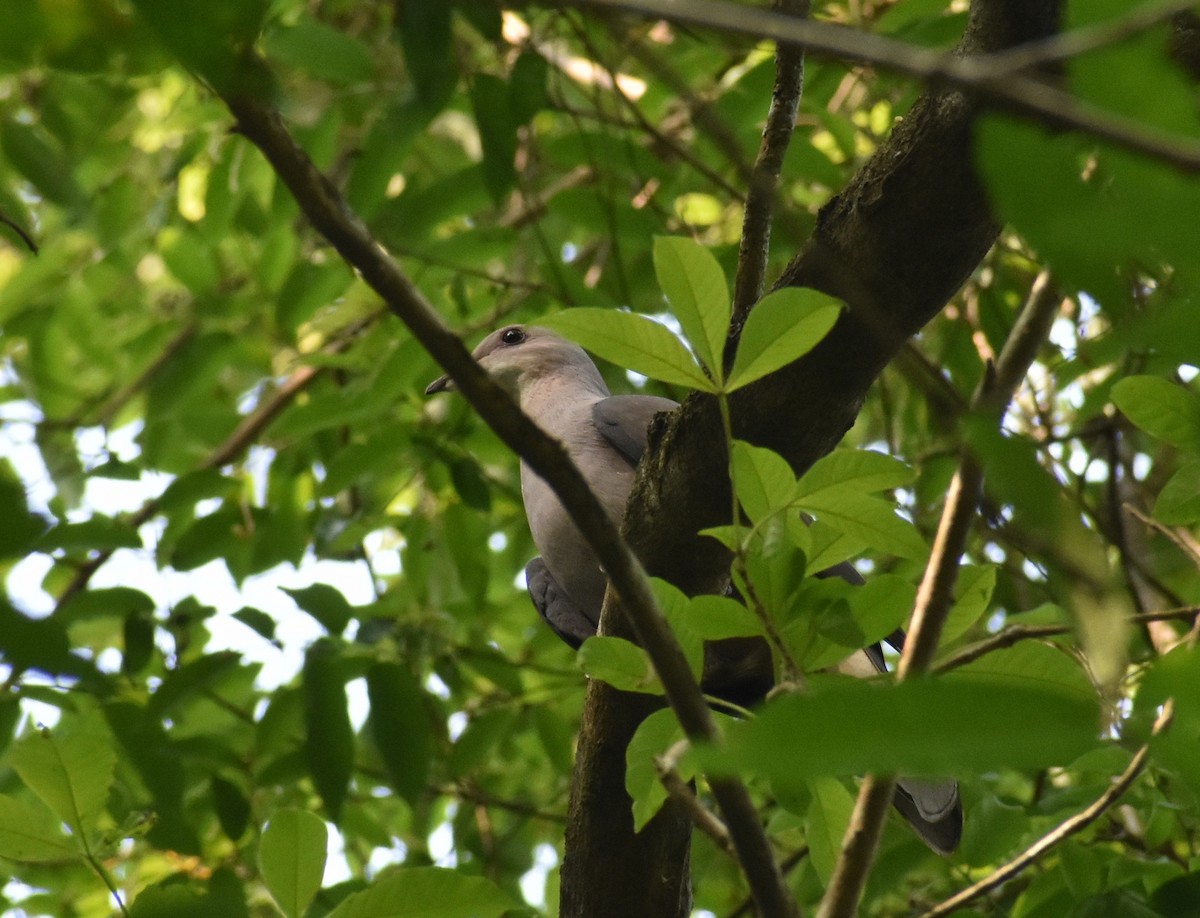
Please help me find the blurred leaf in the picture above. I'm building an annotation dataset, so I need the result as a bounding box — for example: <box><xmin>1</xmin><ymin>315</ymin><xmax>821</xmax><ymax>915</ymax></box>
<box><xmin>509</xmin><ymin>51</ymin><xmax>549</xmax><ymax>124</ymax></box>
<box><xmin>325</xmin><ymin>866</ymin><xmax>517</xmax><ymax>918</ymax></box>
<box><xmin>1155</xmin><ymin>459</ymin><xmax>1200</xmax><ymax>525</ymax></box>
<box><xmin>303</xmin><ymin>641</ymin><xmax>355</xmax><ymax>821</ymax></box>
<box><xmin>0</xmin><ymin>794</ymin><xmax>79</xmax><ymax>863</ymax></box>
<box><xmin>264</xmin><ymin>18</ymin><xmax>374</xmax><ymax>86</ymax></box>
<box><xmin>366</xmin><ymin>662</ymin><xmax>433</xmax><ymax>806</ymax></box>
<box><xmin>0</xmin><ymin>460</ymin><xmax>45</xmax><ymax>558</ymax></box>
<box><xmin>283</xmin><ymin>584</ymin><xmax>353</xmax><ymax>635</ymax></box>
<box><xmin>1112</xmin><ymin>376</ymin><xmax>1200</xmax><ymax>453</ymax></box>
<box><xmin>706</xmin><ymin>677</ymin><xmax>1099</xmax><ymax>784</ymax></box>
<box><xmin>940</xmin><ymin>565</ymin><xmax>997</xmax><ymax>644</ymax></box>
<box><xmin>211</xmin><ymin>776</ymin><xmax>250</xmax><ymax>842</ymax></box>
<box><xmin>471</xmin><ymin>74</ymin><xmax>517</xmax><ymax>201</ymax></box>
<box><xmin>9</xmin><ymin>713</ymin><xmax>116</xmax><ymax>839</ymax></box>
<box><xmin>396</xmin><ymin>1</ymin><xmax>455</xmax><ymax>111</ymax></box>
<box><xmin>259</xmin><ymin>808</ymin><xmax>328</xmax><ymax>918</ymax></box>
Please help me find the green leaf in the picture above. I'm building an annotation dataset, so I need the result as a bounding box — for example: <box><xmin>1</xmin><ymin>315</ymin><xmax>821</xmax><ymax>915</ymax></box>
<box><xmin>264</xmin><ymin>17</ymin><xmax>375</xmax><ymax>86</ymax></box>
<box><xmin>302</xmin><ymin>641</ymin><xmax>355</xmax><ymax>821</ymax></box>
<box><xmin>730</xmin><ymin>440</ymin><xmax>796</xmax><ymax>524</ymax></box>
<box><xmin>626</xmin><ymin>708</ymin><xmax>688</xmax><ymax>831</ymax></box>
<box><xmin>0</xmin><ymin>461</ymin><xmax>45</xmax><ymax>558</ymax></box>
<box><xmin>325</xmin><ymin>867</ymin><xmax>517</xmax><ymax>918</ymax></box>
<box><xmin>0</xmin><ymin>794</ymin><xmax>79</xmax><ymax>863</ymax></box>
<box><xmin>726</xmin><ymin>287</ymin><xmax>841</xmax><ymax>392</ymax></box>
<box><xmin>798</xmin><ymin>490</ymin><xmax>927</xmax><ymax>560</ymax></box>
<box><xmin>396</xmin><ymin>1</ymin><xmax>456</xmax><ymax>111</ymax></box>
<box><xmin>652</xmin><ymin>236</ymin><xmax>730</xmax><ymax>376</ymax></box>
<box><xmin>540</xmin><ymin>308</ymin><xmax>715</xmax><ymax>391</ymax></box>
<box><xmin>577</xmin><ymin>636</ymin><xmax>662</xmax><ymax>694</ymax></box>
<box><xmin>804</xmin><ymin>575</ymin><xmax>914</xmax><ymax>671</ymax></box>
<box><xmin>796</xmin><ymin>449</ymin><xmax>915</xmax><ymax>499</ymax></box>
<box><xmin>509</xmin><ymin>51</ymin><xmax>549</xmax><ymax>125</ymax></box>
<box><xmin>1155</xmin><ymin>459</ymin><xmax>1200</xmax><ymax>525</ymax></box>
<box><xmin>677</xmin><ymin>594</ymin><xmax>764</xmax><ymax>642</ymax></box>
<box><xmin>649</xmin><ymin>580</ymin><xmax>704</xmax><ymax>681</ymax></box>
<box><xmin>470</xmin><ymin>74</ymin><xmax>517</xmax><ymax>201</ymax></box>
<box><xmin>804</xmin><ymin>777</ymin><xmax>855</xmax><ymax>884</ymax></box>
<box><xmin>8</xmin><ymin>714</ymin><xmax>116</xmax><ymax>840</ymax></box>
<box><xmin>708</xmin><ymin>676</ymin><xmax>1098</xmax><ymax>784</ymax></box>
<box><xmin>212</xmin><ymin>777</ymin><xmax>250</xmax><ymax>842</ymax></box>
<box><xmin>1112</xmin><ymin>376</ymin><xmax>1200</xmax><ymax>453</ymax></box>
<box><xmin>283</xmin><ymin>584</ymin><xmax>353</xmax><ymax>635</ymax></box>
<box><xmin>937</xmin><ymin>565</ymin><xmax>996</xmax><ymax>644</ymax></box>
<box><xmin>259</xmin><ymin>808</ymin><xmax>328</xmax><ymax>918</ymax></box>
<box><xmin>366</xmin><ymin>663</ymin><xmax>433</xmax><ymax>807</ymax></box>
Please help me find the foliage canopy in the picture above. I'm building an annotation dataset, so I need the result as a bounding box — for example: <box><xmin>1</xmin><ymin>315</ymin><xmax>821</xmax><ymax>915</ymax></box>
<box><xmin>1</xmin><ymin>1</ymin><xmax>1199</xmax><ymax>916</ymax></box>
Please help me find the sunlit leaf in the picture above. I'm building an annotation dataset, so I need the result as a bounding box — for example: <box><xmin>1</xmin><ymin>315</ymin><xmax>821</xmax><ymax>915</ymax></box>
<box><xmin>578</xmin><ymin>636</ymin><xmax>662</xmax><ymax>695</ymax></box>
<box><xmin>726</xmin><ymin>288</ymin><xmax>841</xmax><ymax>392</ymax></box>
<box><xmin>652</xmin><ymin>236</ymin><xmax>730</xmax><ymax>377</ymax></box>
<box><xmin>541</xmin><ymin>308</ymin><xmax>715</xmax><ymax>391</ymax></box>
<box><xmin>259</xmin><ymin>808</ymin><xmax>328</xmax><ymax>918</ymax></box>
<box><xmin>325</xmin><ymin>867</ymin><xmax>517</xmax><ymax>918</ymax></box>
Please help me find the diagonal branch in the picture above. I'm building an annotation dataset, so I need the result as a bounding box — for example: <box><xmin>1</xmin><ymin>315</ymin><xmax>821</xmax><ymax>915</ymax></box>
<box><xmin>219</xmin><ymin>92</ymin><xmax>798</xmax><ymax>918</ymax></box>
<box><xmin>817</xmin><ymin>272</ymin><xmax>1064</xmax><ymax>918</ymax></box>
<box><xmin>919</xmin><ymin>701</ymin><xmax>1175</xmax><ymax>918</ymax></box>
<box><xmin>53</xmin><ymin>317</ymin><xmax>374</xmax><ymax>612</ymax></box>
<box><xmin>565</xmin><ymin>0</ymin><xmax>1200</xmax><ymax>171</ymax></box>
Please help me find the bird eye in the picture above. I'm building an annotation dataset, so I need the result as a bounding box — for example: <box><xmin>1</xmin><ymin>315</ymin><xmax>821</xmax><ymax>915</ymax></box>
<box><xmin>500</xmin><ymin>327</ymin><xmax>526</xmax><ymax>345</ymax></box>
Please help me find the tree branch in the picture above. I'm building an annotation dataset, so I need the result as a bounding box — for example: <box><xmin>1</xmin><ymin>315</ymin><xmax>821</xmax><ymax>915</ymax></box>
<box><xmin>919</xmin><ymin>701</ymin><xmax>1175</xmax><ymax>918</ymax></box>
<box><xmin>933</xmin><ymin>608</ymin><xmax>1200</xmax><ymax>673</ymax></box>
<box><xmin>220</xmin><ymin>92</ymin><xmax>799</xmax><ymax>918</ymax></box>
<box><xmin>566</xmin><ymin>0</ymin><xmax>1200</xmax><ymax>171</ymax></box>
<box><xmin>817</xmin><ymin>271</ymin><xmax>1064</xmax><ymax>918</ymax></box>
<box><xmin>732</xmin><ymin>0</ymin><xmax>810</xmax><ymax>324</ymax></box>
<box><xmin>53</xmin><ymin>319</ymin><xmax>371</xmax><ymax>611</ymax></box>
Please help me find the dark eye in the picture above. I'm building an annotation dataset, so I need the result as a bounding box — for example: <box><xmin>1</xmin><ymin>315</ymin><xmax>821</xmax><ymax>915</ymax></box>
<box><xmin>501</xmin><ymin>327</ymin><xmax>526</xmax><ymax>345</ymax></box>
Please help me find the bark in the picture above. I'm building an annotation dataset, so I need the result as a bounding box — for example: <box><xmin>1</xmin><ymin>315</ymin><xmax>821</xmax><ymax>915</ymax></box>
<box><xmin>561</xmin><ymin>1</ymin><xmax>1063</xmax><ymax>914</ymax></box>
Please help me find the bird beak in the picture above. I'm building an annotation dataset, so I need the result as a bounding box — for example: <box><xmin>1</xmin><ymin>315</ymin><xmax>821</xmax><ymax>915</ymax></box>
<box><xmin>425</xmin><ymin>374</ymin><xmax>453</xmax><ymax>395</ymax></box>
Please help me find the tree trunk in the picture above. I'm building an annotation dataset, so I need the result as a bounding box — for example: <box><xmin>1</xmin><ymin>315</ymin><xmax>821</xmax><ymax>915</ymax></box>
<box><xmin>560</xmin><ymin>1</ymin><xmax>1063</xmax><ymax>914</ymax></box>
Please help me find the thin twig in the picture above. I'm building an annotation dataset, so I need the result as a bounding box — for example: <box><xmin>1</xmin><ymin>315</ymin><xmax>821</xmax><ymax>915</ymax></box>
<box><xmin>919</xmin><ymin>701</ymin><xmax>1175</xmax><ymax>918</ymax></box>
<box><xmin>0</xmin><ymin>209</ymin><xmax>38</xmax><ymax>254</ymax></box>
<box><xmin>1125</xmin><ymin>503</ymin><xmax>1200</xmax><ymax>568</ymax></box>
<box><xmin>817</xmin><ymin>272</ymin><xmax>1063</xmax><ymax>918</ymax></box>
<box><xmin>221</xmin><ymin>94</ymin><xmax>799</xmax><ymax>918</ymax></box>
<box><xmin>932</xmin><ymin>608</ymin><xmax>1200</xmax><ymax>673</ymax></box>
<box><xmin>52</xmin><ymin>319</ymin><xmax>371</xmax><ymax>611</ymax></box>
<box><xmin>566</xmin><ymin>0</ymin><xmax>1200</xmax><ymax>171</ymax></box>
<box><xmin>732</xmin><ymin>0</ymin><xmax>810</xmax><ymax>326</ymax></box>
<box><xmin>655</xmin><ymin>740</ymin><xmax>737</xmax><ymax>858</ymax></box>
<box><xmin>982</xmin><ymin>0</ymin><xmax>1200</xmax><ymax>73</ymax></box>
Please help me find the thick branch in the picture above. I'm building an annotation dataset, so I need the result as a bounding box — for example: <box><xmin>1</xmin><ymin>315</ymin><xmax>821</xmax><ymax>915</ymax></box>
<box><xmin>568</xmin><ymin>2</ymin><xmax>1065</xmax><ymax>914</ymax></box>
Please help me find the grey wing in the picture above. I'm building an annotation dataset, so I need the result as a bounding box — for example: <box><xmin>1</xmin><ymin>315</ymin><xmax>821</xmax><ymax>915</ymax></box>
<box><xmin>525</xmin><ymin>557</ymin><xmax>597</xmax><ymax>649</ymax></box>
<box><xmin>592</xmin><ymin>395</ymin><xmax>678</xmax><ymax>467</ymax></box>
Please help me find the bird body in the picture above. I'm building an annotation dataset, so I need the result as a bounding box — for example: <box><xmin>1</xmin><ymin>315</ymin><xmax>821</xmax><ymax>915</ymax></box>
<box><xmin>428</xmin><ymin>324</ymin><xmax>962</xmax><ymax>854</ymax></box>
